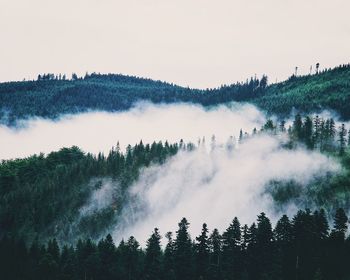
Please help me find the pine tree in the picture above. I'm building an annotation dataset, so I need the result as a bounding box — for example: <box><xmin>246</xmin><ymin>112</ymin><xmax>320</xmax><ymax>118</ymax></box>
<box><xmin>279</xmin><ymin>120</ymin><xmax>286</xmax><ymax>133</ymax></box>
<box><xmin>174</xmin><ymin>218</ymin><xmax>194</xmax><ymax>280</ymax></box>
<box><xmin>338</xmin><ymin>124</ymin><xmax>347</xmax><ymax>155</ymax></box>
<box><xmin>245</xmin><ymin>223</ymin><xmax>258</xmax><ymax>280</ymax></box>
<box><xmin>195</xmin><ymin>223</ymin><xmax>210</xmax><ymax>280</ymax></box>
<box><xmin>303</xmin><ymin>116</ymin><xmax>313</xmax><ymax>149</ymax></box>
<box><xmin>162</xmin><ymin>232</ymin><xmax>175</xmax><ymax>280</ymax></box>
<box><xmin>332</xmin><ymin>208</ymin><xmax>348</xmax><ymax>239</ymax></box>
<box><xmin>59</xmin><ymin>245</ymin><xmax>76</xmax><ymax>280</ymax></box>
<box><xmin>125</xmin><ymin>236</ymin><xmax>142</xmax><ymax>280</ymax></box>
<box><xmin>292</xmin><ymin>209</ymin><xmax>319</xmax><ymax>280</ymax></box>
<box><xmin>144</xmin><ymin>228</ymin><xmax>162</xmax><ymax>280</ymax></box>
<box><xmin>274</xmin><ymin>215</ymin><xmax>294</xmax><ymax>280</ymax></box>
<box><xmin>98</xmin><ymin>234</ymin><xmax>116</xmax><ymax>280</ymax></box>
<box><xmin>327</xmin><ymin>209</ymin><xmax>349</xmax><ymax>280</ymax></box>
<box><xmin>208</xmin><ymin>229</ymin><xmax>222</xmax><ymax>280</ymax></box>
<box><xmin>293</xmin><ymin>114</ymin><xmax>303</xmax><ymax>141</ymax></box>
<box><xmin>313</xmin><ymin>115</ymin><xmax>321</xmax><ymax>148</ymax></box>
<box><xmin>222</xmin><ymin>217</ymin><xmax>242</xmax><ymax>280</ymax></box>
<box><xmin>314</xmin><ymin>209</ymin><xmax>329</xmax><ymax>240</ymax></box>
<box><xmin>239</xmin><ymin>129</ymin><xmax>243</xmax><ymax>143</ymax></box>
<box><xmin>47</xmin><ymin>238</ymin><xmax>60</xmax><ymax>264</ymax></box>
<box><xmin>263</xmin><ymin>119</ymin><xmax>275</xmax><ymax>133</ymax></box>
<box><xmin>256</xmin><ymin>213</ymin><xmax>273</xmax><ymax>279</ymax></box>
<box><xmin>319</xmin><ymin>119</ymin><xmax>326</xmax><ymax>151</ymax></box>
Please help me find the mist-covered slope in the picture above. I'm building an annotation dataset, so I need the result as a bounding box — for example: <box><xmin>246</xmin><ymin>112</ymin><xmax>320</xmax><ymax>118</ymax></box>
<box><xmin>1</xmin><ymin>112</ymin><xmax>350</xmax><ymax>244</ymax></box>
<box><xmin>1</xmin><ymin>64</ymin><xmax>349</xmax><ymax>124</ymax></box>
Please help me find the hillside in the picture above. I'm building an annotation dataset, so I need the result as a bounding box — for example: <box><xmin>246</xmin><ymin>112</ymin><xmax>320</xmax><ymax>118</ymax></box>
<box><xmin>1</xmin><ymin>115</ymin><xmax>350</xmax><ymax>244</ymax></box>
<box><xmin>0</xmin><ymin>64</ymin><xmax>349</xmax><ymax>124</ymax></box>
<box><xmin>253</xmin><ymin>64</ymin><xmax>350</xmax><ymax>118</ymax></box>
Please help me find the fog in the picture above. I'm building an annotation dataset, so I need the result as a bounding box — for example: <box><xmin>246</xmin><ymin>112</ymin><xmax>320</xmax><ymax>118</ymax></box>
<box><xmin>79</xmin><ymin>178</ymin><xmax>120</xmax><ymax>217</ymax></box>
<box><xmin>110</xmin><ymin>135</ymin><xmax>339</xmax><ymax>244</ymax></box>
<box><xmin>0</xmin><ymin>102</ymin><xmax>344</xmax><ymax>244</ymax></box>
<box><xmin>0</xmin><ymin>102</ymin><xmax>266</xmax><ymax>160</ymax></box>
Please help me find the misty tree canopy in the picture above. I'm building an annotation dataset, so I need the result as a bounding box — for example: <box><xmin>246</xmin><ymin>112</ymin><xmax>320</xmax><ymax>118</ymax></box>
<box><xmin>1</xmin><ymin>64</ymin><xmax>350</xmax><ymax>125</ymax></box>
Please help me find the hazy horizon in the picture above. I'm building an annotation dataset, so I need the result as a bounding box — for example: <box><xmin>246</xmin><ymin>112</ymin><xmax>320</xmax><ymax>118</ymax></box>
<box><xmin>1</xmin><ymin>0</ymin><xmax>349</xmax><ymax>88</ymax></box>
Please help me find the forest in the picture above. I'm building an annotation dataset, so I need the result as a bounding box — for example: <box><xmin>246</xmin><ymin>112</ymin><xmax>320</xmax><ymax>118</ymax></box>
<box><xmin>1</xmin><ymin>64</ymin><xmax>350</xmax><ymax>125</ymax></box>
<box><xmin>1</xmin><ymin>114</ymin><xmax>350</xmax><ymax>244</ymax></box>
<box><xmin>0</xmin><ymin>208</ymin><xmax>349</xmax><ymax>280</ymax></box>
<box><xmin>1</xmin><ymin>66</ymin><xmax>350</xmax><ymax>280</ymax></box>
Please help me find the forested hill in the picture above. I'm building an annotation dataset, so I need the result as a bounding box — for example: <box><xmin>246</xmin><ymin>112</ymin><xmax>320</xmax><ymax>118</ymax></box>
<box><xmin>0</xmin><ymin>64</ymin><xmax>350</xmax><ymax>124</ymax></box>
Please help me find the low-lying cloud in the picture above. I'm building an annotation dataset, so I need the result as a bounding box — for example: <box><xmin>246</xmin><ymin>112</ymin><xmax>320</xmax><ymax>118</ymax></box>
<box><xmin>79</xmin><ymin>178</ymin><xmax>119</xmax><ymax>217</ymax></box>
<box><xmin>111</xmin><ymin>135</ymin><xmax>340</xmax><ymax>244</ymax></box>
<box><xmin>0</xmin><ymin>102</ymin><xmax>265</xmax><ymax>160</ymax></box>
<box><xmin>1</xmin><ymin>102</ymin><xmax>345</xmax><ymax>244</ymax></box>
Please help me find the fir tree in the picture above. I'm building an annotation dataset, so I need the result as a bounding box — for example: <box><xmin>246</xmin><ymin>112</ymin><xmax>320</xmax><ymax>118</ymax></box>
<box><xmin>174</xmin><ymin>218</ymin><xmax>194</xmax><ymax>280</ymax></box>
<box><xmin>144</xmin><ymin>228</ymin><xmax>162</xmax><ymax>280</ymax></box>
<box><xmin>195</xmin><ymin>223</ymin><xmax>210</xmax><ymax>280</ymax></box>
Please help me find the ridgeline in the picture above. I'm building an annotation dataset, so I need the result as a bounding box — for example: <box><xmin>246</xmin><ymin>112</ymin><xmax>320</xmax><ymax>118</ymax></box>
<box><xmin>0</xmin><ymin>64</ymin><xmax>349</xmax><ymax>124</ymax></box>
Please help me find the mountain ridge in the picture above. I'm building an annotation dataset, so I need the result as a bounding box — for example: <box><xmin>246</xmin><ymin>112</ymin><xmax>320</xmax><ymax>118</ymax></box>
<box><xmin>0</xmin><ymin>63</ymin><xmax>350</xmax><ymax>124</ymax></box>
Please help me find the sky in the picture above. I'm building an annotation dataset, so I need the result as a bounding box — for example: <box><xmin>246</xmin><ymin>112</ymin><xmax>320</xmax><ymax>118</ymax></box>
<box><xmin>0</xmin><ymin>0</ymin><xmax>349</xmax><ymax>88</ymax></box>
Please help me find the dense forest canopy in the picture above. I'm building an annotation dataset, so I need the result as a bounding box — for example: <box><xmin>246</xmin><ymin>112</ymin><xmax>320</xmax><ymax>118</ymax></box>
<box><xmin>1</xmin><ymin>209</ymin><xmax>349</xmax><ymax>280</ymax></box>
<box><xmin>0</xmin><ymin>64</ymin><xmax>350</xmax><ymax>125</ymax></box>
<box><xmin>1</xmin><ymin>115</ymin><xmax>350</xmax><ymax>244</ymax></box>
<box><xmin>1</xmin><ymin>63</ymin><xmax>350</xmax><ymax>280</ymax></box>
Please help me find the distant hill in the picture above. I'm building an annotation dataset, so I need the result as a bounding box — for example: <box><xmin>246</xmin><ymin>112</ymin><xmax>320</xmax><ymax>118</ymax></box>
<box><xmin>0</xmin><ymin>64</ymin><xmax>349</xmax><ymax>124</ymax></box>
<box><xmin>253</xmin><ymin>64</ymin><xmax>350</xmax><ymax>119</ymax></box>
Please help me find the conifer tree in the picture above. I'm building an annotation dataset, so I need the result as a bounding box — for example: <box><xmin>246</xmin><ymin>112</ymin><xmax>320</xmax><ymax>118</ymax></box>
<box><xmin>162</xmin><ymin>232</ymin><xmax>175</xmax><ymax>280</ymax></box>
<box><xmin>293</xmin><ymin>114</ymin><xmax>303</xmax><ymax>141</ymax></box>
<box><xmin>303</xmin><ymin>116</ymin><xmax>313</xmax><ymax>149</ymax></box>
<box><xmin>338</xmin><ymin>124</ymin><xmax>347</xmax><ymax>155</ymax></box>
<box><xmin>145</xmin><ymin>228</ymin><xmax>162</xmax><ymax>280</ymax></box>
<box><xmin>174</xmin><ymin>218</ymin><xmax>194</xmax><ymax>280</ymax></box>
<box><xmin>195</xmin><ymin>223</ymin><xmax>210</xmax><ymax>280</ymax></box>
<box><xmin>222</xmin><ymin>217</ymin><xmax>242</xmax><ymax>280</ymax></box>
<box><xmin>208</xmin><ymin>228</ymin><xmax>222</xmax><ymax>280</ymax></box>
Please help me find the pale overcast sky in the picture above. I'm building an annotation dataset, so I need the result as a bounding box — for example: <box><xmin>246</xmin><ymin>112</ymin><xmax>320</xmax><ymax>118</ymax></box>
<box><xmin>0</xmin><ymin>0</ymin><xmax>349</xmax><ymax>88</ymax></box>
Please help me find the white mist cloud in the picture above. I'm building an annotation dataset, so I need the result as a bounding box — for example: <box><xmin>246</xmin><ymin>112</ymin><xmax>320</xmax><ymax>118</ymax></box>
<box><xmin>112</xmin><ymin>135</ymin><xmax>340</xmax><ymax>244</ymax></box>
<box><xmin>79</xmin><ymin>178</ymin><xmax>119</xmax><ymax>216</ymax></box>
<box><xmin>0</xmin><ymin>102</ymin><xmax>266</xmax><ymax>160</ymax></box>
<box><xmin>0</xmin><ymin>102</ymin><xmax>344</xmax><ymax>244</ymax></box>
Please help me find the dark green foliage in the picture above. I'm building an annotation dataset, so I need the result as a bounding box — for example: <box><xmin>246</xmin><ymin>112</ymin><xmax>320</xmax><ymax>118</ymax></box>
<box><xmin>174</xmin><ymin>218</ymin><xmax>194</xmax><ymax>280</ymax></box>
<box><xmin>208</xmin><ymin>228</ymin><xmax>222</xmax><ymax>280</ymax></box>
<box><xmin>338</xmin><ymin>124</ymin><xmax>347</xmax><ymax>155</ymax></box>
<box><xmin>0</xmin><ymin>72</ymin><xmax>268</xmax><ymax>125</ymax></box>
<box><xmin>1</xmin><ymin>113</ymin><xmax>350</xmax><ymax>245</ymax></box>
<box><xmin>253</xmin><ymin>64</ymin><xmax>350</xmax><ymax>119</ymax></box>
<box><xmin>1</xmin><ymin>210</ymin><xmax>348</xmax><ymax>280</ymax></box>
<box><xmin>195</xmin><ymin>223</ymin><xmax>210</xmax><ymax>280</ymax></box>
<box><xmin>0</xmin><ymin>141</ymin><xmax>180</xmax><ymax>243</ymax></box>
<box><xmin>262</xmin><ymin>114</ymin><xmax>350</xmax><ymax>215</ymax></box>
<box><xmin>2</xmin><ymin>64</ymin><xmax>350</xmax><ymax>125</ymax></box>
<box><xmin>162</xmin><ymin>232</ymin><xmax>176</xmax><ymax>280</ymax></box>
<box><xmin>222</xmin><ymin>217</ymin><xmax>242</xmax><ymax>280</ymax></box>
<box><xmin>144</xmin><ymin>228</ymin><xmax>162</xmax><ymax>280</ymax></box>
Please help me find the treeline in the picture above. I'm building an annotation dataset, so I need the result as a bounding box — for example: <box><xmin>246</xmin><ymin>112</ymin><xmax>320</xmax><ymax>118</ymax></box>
<box><xmin>1</xmin><ymin>64</ymin><xmax>350</xmax><ymax>125</ymax></box>
<box><xmin>289</xmin><ymin>115</ymin><xmax>349</xmax><ymax>154</ymax></box>
<box><xmin>0</xmin><ymin>141</ymin><xmax>186</xmax><ymax>242</ymax></box>
<box><xmin>1</xmin><ymin>209</ymin><xmax>349</xmax><ymax>280</ymax></box>
<box><xmin>254</xmin><ymin>63</ymin><xmax>350</xmax><ymax>119</ymax></box>
<box><xmin>1</xmin><ymin>114</ymin><xmax>350</xmax><ymax>244</ymax></box>
<box><xmin>239</xmin><ymin>115</ymin><xmax>350</xmax><ymax>213</ymax></box>
<box><xmin>0</xmin><ymin>72</ymin><xmax>268</xmax><ymax>125</ymax></box>
<box><xmin>256</xmin><ymin>114</ymin><xmax>350</xmax><ymax>155</ymax></box>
